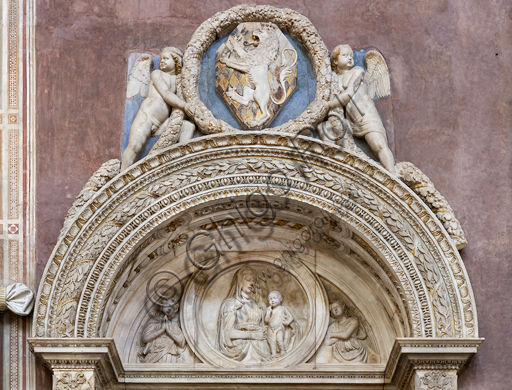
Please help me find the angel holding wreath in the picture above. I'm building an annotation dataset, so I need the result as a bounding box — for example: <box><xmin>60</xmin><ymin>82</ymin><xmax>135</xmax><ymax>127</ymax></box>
<box><xmin>121</xmin><ymin>47</ymin><xmax>196</xmax><ymax>171</ymax></box>
<box><xmin>318</xmin><ymin>44</ymin><xmax>396</xmax><ymax>175</ymax></box>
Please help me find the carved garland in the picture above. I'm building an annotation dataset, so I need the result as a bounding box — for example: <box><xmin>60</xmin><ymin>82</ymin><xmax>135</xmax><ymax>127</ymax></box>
<box><xmin>84</xmin><ymin>174</ymin><xmax>447</xmax><ymax>336</ymax></box>
<box><xmin>44</xmin><ymin>149</ymin><xmax>450</xmax><ymax>338</ymax></box>
<box><xmin>33</xmin><ymin>133</ymin><xmax>476</xmax><ymax>341</ymax></box>
<box><xmin>181</xmin><ymin>4</ymin><xmax>331</xmax><ymax>135</ymax></box>
<box><xmin>83</xmin><ymin>183</ymin><xmax>424</xmax><ymax>338</ymax></box>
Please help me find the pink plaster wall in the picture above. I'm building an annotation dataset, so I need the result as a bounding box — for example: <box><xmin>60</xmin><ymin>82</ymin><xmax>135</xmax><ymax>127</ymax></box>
<box><xmin>36</xmin><ymin>1</ymin><xmax>512</xmax><ymax>388</ymax></box>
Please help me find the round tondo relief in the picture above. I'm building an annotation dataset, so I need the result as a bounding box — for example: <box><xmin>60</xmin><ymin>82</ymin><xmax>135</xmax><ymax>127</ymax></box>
<box><xmin>180</xmin><ymin>257</ymin><xmax>329</xmax><ymax>368</ymax></box>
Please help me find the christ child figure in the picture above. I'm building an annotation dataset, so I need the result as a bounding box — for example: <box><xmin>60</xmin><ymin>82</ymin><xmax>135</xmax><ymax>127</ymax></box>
<box><xmin>264</xmin><ymin>290</ymin><xmax>301</xmax><ymax>357</ymax></box>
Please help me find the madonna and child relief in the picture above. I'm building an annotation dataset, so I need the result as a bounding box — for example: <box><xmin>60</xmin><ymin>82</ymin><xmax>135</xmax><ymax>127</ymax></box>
<box><xmin>206</xmin><ymin>265</ymin><xmax>305</xmax><ymax>363</ymax></box>
<box><xmin>137</xmin><ymin>264</ymin><xmax>377</xmax><ymax>366</ymax></box>
<box><xmin>216</xmin><ymin>266</ymin><xmax>303</xmax><ymax>362</ymax></box>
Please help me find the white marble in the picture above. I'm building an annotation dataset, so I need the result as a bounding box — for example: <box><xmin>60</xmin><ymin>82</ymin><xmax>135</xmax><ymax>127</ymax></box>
<box><xmin>0</xmin><ymin>283</ymin><xmax>34</xmax><ymax>316</ymax></box>
<box><xmin>29</xmin><ymin>4</ymin><xmax>479</xmax><ymax>389</ymax></box>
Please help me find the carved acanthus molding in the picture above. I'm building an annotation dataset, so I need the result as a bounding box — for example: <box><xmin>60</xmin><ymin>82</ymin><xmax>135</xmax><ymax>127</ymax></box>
<box><xmin>58</xmin><ymin>159</ymin><xmax>121</xmax><ymax>242</ymax></box>
<box><xmin>54</xmin><ymin>371</ymin><xmax>94</xmax><ymax>390</ymax></box>
<box><xmin>397</xmin><ymin>162</ymin><xmax>467</xmax><ymax>250</ymax></box>
<box><xmin>33</xmin><ymin>133</ymin><xmax>477</xmax><ymax>343</ymax></box>
<box><xmin>417</xmin><ymin>371</ymin><xmax>456</xmax><ymax>390</ymax></box>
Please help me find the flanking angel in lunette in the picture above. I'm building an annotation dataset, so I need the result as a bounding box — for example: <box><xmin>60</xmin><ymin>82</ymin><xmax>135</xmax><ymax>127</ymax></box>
<box><xmin>318</xmin><ymin>45</ymin><xmax>396</xmax><ymax>175</ymax></box>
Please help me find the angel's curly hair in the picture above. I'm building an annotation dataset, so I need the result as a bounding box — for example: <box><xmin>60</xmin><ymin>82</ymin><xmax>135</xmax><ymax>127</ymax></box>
<box><xmin>329</xmin><ymin>300</ymin><xmax>348</xmax><ymax>316</ymax></box>
<box><xmin>330</xmin><ymin>44</ymin><xmax>352</xmax><ymax>74</ymax></box>
<box><xmin>161</xmin><ymin>47</ymin><xmax>183</xmax><ymax>75</ymax></box>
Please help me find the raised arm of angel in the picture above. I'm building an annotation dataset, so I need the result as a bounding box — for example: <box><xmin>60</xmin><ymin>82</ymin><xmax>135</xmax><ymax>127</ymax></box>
<box><xmin>325</xmin><ymin>45</ymin><xmax>396</xmax><ymax>175</ymax></box>
<box><xmin>121</xmin><ymin>47</ymin><xmax>195</xmax><ymax>171</ymax></box>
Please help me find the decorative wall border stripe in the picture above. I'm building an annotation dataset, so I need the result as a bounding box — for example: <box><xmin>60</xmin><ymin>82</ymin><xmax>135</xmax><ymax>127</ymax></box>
<box><xmin>10</xmin><ymin>315</ymin><xmax>18</xmax><ymax>390</ymax></box>
<box><xmin>8</xmin><ymin>129</ymin><xmax>19</xmax><ymax>219</ymax></box>
<box><xmin>2</xmin><ymin>0</ymin><xmax>35</xmax><ymax>387</ymax></box>
<box><xmin>8</xmin><ymin>0</ymin><xmax>18</xmax><ymax>109</ymax></box>
<box><xmin>9</xmin><ymin>240</ymin><xmax>19</xmax><ymax>389</ymax></box>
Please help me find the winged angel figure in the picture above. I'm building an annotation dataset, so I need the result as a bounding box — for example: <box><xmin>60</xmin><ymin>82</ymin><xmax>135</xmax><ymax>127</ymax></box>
<box><xmin>318</xmin><ymin>45</ymin><xmax>395</xmax><ymax>174</ymax></box>
<box><xmin>121</xmin><ymin>47</ymin><xmax>195</xmax><ymax>171</ymax></box>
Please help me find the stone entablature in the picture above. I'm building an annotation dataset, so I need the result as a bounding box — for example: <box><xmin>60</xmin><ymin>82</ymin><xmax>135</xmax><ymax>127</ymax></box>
<box><xmin>29</xmin><ymin>338</ymin><xmax>482</xmax><ymax>389</ymax></box>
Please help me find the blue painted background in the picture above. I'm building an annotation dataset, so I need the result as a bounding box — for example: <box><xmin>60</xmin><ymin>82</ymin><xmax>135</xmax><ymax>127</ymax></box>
<box><xmin>198</xmin><ymin>33</ymin><xmax>316</xmax><ymax>130</ymax></box>
<box><xmin>121</xmin><ymin>54</ymin><xmax>161</xmax><ymax>158</ymax></box>
<box><xmin>121</xmin><ymin>44</ymin><xmax>376</xmax><ymax>161</ymax></box>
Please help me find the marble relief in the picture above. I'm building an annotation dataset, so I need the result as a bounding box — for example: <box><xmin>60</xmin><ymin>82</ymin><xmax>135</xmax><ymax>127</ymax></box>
<box><xmin>135</xmin><ymin>262</ymin><xmax>379</xmax><ymax>367</ymax></box>
<box><xmin>324</xmin><ymin>300</ymin><xmax>368</xmax><ymax>363</ymax></box>
<box><xmin>215</xmin><ymin>266</ymin><xmax>304</xmax><ymax>363</ymax></box>
<box><xmin>138</xmin><ymin>298</ymin><xmax>187</xmax><ymax>363</ymax></box>
<box><xmin>180</xmin><ymin>259</ymin><xmax>328</xmax><ymax>368</ymax></box>
<box><xmin>314</xmin><ymin>277</ymin><xmax>381</xmax><ymax>364</ymax></box>
<box><xmin>216</xmin><ymin>266</ymin><xmax>272</xmax><ymax>362</ymax></box>
<box><xmin>319</xmin><ymin>45</ymin><xmax>395</xmax><ymax>174</ymax></box>
<box><xmin>122</xmin><ymin>47</ymin><xmax>195</xmax><ymax>171</ymax></box>
<box><xmin>265</xmin><ymin>290</ymin><xmax>302</xmax><ymax>358</ymax></box>
<box><xmin>30</xmin><ymin>5</ymin><xmax>480</xmax><ymax>389</ymax></box>
<box><xmin>215</xmin><ymin>22</ymin><xmax>297</xmax><ymax>129</ymax></box>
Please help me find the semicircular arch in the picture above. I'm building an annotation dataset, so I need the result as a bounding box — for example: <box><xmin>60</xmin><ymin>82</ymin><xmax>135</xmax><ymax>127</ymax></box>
<box><xmin>33</xmin><ymin>132</ymin><xmax>477</xmax><ymax>346</ymax></box>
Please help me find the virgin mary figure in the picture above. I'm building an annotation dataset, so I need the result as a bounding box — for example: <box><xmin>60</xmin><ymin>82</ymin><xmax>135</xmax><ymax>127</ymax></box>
<box><xmin>216</xmin><ymin>266</ymin><xmax>271</xmax><ymax>363</ymax></box>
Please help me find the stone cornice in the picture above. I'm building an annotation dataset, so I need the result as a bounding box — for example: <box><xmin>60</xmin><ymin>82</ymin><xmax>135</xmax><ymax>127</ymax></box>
<box><xmin>29</xmin><ymin>337</ymin><xmax>483</xmax><ymax>388</ymax></box>
<box><xmin>28</xmin><ymin>338</ymin><xmax>123</xmax><ymax>381</ymax></box>
<box><xmin>385</xmin><ymin>338</ymin><xmax>484</xmax><ymax>389</ymax></box>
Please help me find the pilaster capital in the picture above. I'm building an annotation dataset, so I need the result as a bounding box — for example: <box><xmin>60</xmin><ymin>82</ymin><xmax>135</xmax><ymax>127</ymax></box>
<box><xmin>385</xmin><ymin>338</ymin><xmax>484</xmax><ymax>389</ymax></box>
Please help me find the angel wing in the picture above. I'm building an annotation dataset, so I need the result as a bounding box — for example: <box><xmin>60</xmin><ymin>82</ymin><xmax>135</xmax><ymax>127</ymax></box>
<box><xmin>364</xmin><ymin>50</ymin><xmax>390</xmax><ymax>99</ymax></box>
<box><xmin>126</xmin><ymin>53</ymin><xmax>153</xmax><ymax>99</ymax></box>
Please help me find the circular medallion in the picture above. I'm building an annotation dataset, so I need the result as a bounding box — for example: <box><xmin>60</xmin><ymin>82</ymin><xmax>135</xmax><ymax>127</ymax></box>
<box><xmin>181</xmin><ymin>4</ymin><xmax>331</xmax><ymax>135</ymax></box>
<box><xmin>180</xmin><ymin>255</ymin><xmax>329</xmax><ymax>368</ymax></box>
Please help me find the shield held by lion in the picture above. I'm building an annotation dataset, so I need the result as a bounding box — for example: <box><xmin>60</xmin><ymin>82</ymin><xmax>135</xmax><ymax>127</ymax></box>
<box><xmin>215</xmin><ymin>22</ymin><xmax>298</xmax><ymax>130</ymax></box>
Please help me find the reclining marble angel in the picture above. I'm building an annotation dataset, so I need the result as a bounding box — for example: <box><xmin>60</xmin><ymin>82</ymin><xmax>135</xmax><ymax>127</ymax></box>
<box><xmin>121</xmin><ymin>47</ymin><xmax>195</xmax><ymax>171</ymax></box>
<box><xmin>318</xmin><ymin>44</ymin><xmax>396</xmax><ymax>174</ymax></box>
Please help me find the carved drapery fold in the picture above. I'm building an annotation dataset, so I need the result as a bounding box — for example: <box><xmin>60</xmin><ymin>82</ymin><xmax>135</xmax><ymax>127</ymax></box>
<box><xmin>0</xmin><ymin>283</ymin><xmax>35</xmax><ymax>315</ymax></box>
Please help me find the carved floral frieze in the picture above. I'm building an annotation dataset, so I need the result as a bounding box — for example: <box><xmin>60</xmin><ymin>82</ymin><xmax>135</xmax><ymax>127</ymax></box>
<box><xmin>34</xmin><ymin>132</ymin><xmax>476</xmax><ymax>346</ymax></box>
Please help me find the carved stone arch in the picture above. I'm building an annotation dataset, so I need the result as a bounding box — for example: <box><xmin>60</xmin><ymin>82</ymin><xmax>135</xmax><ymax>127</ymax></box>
<box><xmin>30</xmin><ymin>132</ymin><xmax>481</xmax><ymax>388</ymax></box>
<box><xmin>98</xmin><ymin>203</ymin><xmax>406</xmax><ymax>364</ymax></box>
